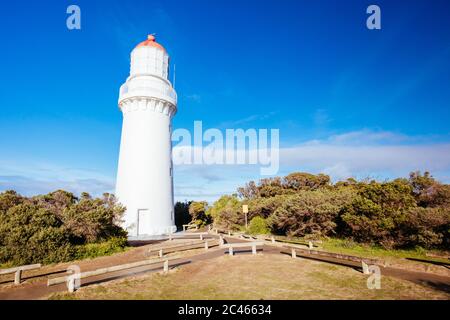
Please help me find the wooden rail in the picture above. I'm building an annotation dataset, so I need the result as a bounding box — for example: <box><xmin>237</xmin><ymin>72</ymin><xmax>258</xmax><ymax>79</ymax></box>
<box><xmin>221</xmin><ymin>241</ymin><xmax>265</xmax><ymax>256</ymax></box>
<box><xmin>182</xmin><ymin>223</ymin><xmax>198</xmax><ymax>232</ymax></box>
<box><xmin>48</xmin><ymin>259</ymin><xmax>171</xmax><ymax>292</ymax></box>
<box><xmin>281</xmin><ymin>246</ymin><xmax>382</xmax><ymax>273</ymax></box>
<box><xmin>0</xmin><ymin>263</ymin><xmax>41</xmax><ymax>285</ymax></box>
<box><xmin>169</xmin><ymin>232</ymin><xmax>209</xmax><ymax>240</ymax></box>
<box><xmin>210</xmin><ymin>228</ymin><xmax>320</xmax><ymax>249</ymax></box>
<box><xmin>147</xmin><ymin>239</ymin><xmax>220</xmax><ymax>258</ymax></box>
<box><xmin>285</xmin><ymin>246</ymin><xmax>380</xmax><ymax>265</ymax></box>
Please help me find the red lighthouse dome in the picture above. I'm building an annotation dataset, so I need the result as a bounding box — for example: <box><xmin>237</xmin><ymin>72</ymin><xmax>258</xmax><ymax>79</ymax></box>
<box><xmin>135</xmin><ymin>35</ymin><xmax>166</xmax><ymax>52</ymax></box>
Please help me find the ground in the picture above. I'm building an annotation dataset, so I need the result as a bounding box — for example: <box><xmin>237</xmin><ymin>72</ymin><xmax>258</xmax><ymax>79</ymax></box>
<box><xmin>1</xmin><ymin>234</ymin><xmax>449</xmax><ymax>300</ymax></box>
<box><xmin>49</xmin><ymin>253</ymin><xmax>450</xmax><ymax>300</ymax></box>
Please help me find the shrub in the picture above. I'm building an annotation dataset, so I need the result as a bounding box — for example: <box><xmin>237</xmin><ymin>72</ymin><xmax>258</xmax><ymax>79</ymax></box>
<box><xmin>75</xmin><ymin>237</ymin><xmax>128</xmax><ymax>260</ymax></box>
<box><xmin>339</xmin><ymin>180</ymin><xmax>417</xmax><ymax>248</ymax></box>
<box><xmin>208</xmin><ymin>195</ymin><xmax>241</xmax><ymax>229</ymax></box>
<box><xmin>247</xmin><ymin>216</ymin><xmax>270</xmax><ymax>235</ymax></box>
<box><xmin>232</xmin><ymin>171</ymin><xmax>450</xmax><ymax>249</ymax></box>
<box><xmin>271</xmin><ymin>188</ymin><xmax>355</xmax><ymax>238</ymax></box>
<box><xmin>188</xmin><ymin>201</ymin><xmax>211</xmax><ymax>227</ymax></box>
<box><xmin>0</xmin><ymin>190</ymin><xmax>127</xmax><ymax>266</ymax></box>
<box><xmin>398</xmin><ymin>207</ymin><xmax>450</xmax><ymax>248</ymax></box>
<box><xmin>0</xmin><ymin>203</ymin><xmax>75</xmax><ymax>265</ymax></box>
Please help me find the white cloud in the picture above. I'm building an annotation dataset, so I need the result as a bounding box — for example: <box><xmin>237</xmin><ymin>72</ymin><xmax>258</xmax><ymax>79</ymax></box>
<box><xmin>184</xmin><ymin>94</ymin><xmax>202</xmax><ymax>103</ymax></box>
<box><xmin>2</xmin><ymin>130</ymin><xmax>449</xmax><ymax>203</ymax></box>
<box><xmin>0</xmin><ymin>161</ymin><xmax>115</xmax><ymax>197</ymax></box>
<box><xmin>171</xmin><ymin>129</ymin><xmax>450</xmax><ymax>202</ymax></box>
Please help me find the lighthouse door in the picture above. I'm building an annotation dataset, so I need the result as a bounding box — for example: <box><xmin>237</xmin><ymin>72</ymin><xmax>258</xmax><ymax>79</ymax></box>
<box><xmin>137</xmin><ymin>209</ymin><xmax>150</xmax><ymax>236</ymax></box>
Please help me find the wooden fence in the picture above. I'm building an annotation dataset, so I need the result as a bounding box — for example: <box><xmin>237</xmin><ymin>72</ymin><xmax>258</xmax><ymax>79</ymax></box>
<box><xmin>0</xmin><ymin>264</ymin><xmax>41</xmax><ymax>285</ymax></box>
<box><xmin>221</xmin><ymin>241</ymin><xmax>265</xmax><ymax>256</ymax></box>
<box><xmin>48</xmin><ymin>258</ymin><xmax>172</xmax><ymax>292</ymax></box>
<box><xmin>147</xmin><ymin>239</ymin><xmax>220</xmax><ymax>258</ymax></box>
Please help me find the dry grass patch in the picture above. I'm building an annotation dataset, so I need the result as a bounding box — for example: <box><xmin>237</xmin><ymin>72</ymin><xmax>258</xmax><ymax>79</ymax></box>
<box><xmin>49</xmin><ymin>253</ymin><xmax>449</xmax><ymax>300</ymax></box>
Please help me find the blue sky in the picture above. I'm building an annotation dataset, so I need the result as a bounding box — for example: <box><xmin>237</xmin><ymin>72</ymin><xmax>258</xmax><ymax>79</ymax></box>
<box><xmin>1</xmin><ymin>0</ymin><xmax>450</xmax><ymax>202</ymax></box>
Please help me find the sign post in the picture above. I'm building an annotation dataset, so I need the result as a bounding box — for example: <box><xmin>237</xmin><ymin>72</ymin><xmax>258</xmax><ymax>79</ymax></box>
<box><xmin>242</xmin><ymin>205</ymin><xmax>249</xmax><ymax>229</ymax></box>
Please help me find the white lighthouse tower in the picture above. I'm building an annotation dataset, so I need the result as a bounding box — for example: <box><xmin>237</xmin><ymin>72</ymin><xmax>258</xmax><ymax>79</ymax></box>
<box><xmin>116</xmin><ymin>35</ymin><xmax>177</xmax><ymax>238</ymax></box>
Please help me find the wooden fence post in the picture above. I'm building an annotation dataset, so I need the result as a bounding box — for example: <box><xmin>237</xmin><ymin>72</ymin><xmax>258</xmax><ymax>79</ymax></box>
<box><xmin>252</xmin><ymin>244</ymin><xmax>257</xmax><ymax>255</ymax></box>
<box><xmin>200</xmin><ymin>234</ymin><xmax>203</xmax><ymax>240</ymax></box>
<box><xmin>163</xmin><ymin>260</ymin><xmax>169</xmax><ymax>273</ymax></box>
<box><xmin>291</xmin><ymin>248</ymin><xmax>296</xmax><ymax>258</ymax></box>
<box><xmin>228</xmin><ymin>230</ymin><xmax>231</xmax><ymax>236</ymax></box>
<box><xmin>271</xmin><ymin>236</ymin><xmax>275</xmax><ymax>244</ymax></box>
<box><xmin>67</xmin><ymin>277</ymin><xmax>75</xmax><ymax>293</ymax></box>
<box><xmin>169</xmin><ymin>233</ymin><xmax>173</xmax><ymax>241</ymax></box>
<box><xmin>204</xmin><ymin>241</ymin><xmax>209</xmax><ymax>250</ymax></box>
<box><xmin>219</xmin><ymin>235</ymin><xmax>224</xmax><ymax>246</ymax></box>
<box><xmin>308</xmin><ymin>241</ymin><xmax>313</xmax><ymax>249</ymax></box>
<box><xmin>159</xmin><ymin>249</ymin><xmax>163</xmax><ymax>258</ymax></box>
<box><xmin>361</xmin><ymin>261</ymin><xmax>369</xmax><ymax>274</ymax></box>
<box><xmin>229</xmin><ymin>247</ymin><xmax>234</xmax><ymax>256</ymax></box>
<box><xmin>14</xmin><ymin>270</ymin><xmax>22</xmax><ymax>285</ymax></box>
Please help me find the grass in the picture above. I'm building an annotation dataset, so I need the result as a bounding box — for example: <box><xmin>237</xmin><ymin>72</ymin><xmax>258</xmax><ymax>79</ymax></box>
<box><xmin>74</xmin><ymin>238</ymin><xmax>130</xmax><ymax>260</ymax></box>
<box><xmin>320</xmin><ymin>238</ymin><xmax>449</xmax><ymax>264</ymax></box>
<box><xmin>49</xmin><ymin>254</ymin><xmax>449</xmax><ymax>300</ymax></box>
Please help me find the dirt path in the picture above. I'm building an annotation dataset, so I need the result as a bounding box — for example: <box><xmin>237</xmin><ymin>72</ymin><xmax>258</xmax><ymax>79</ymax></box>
<box><xmin>0</xmin><ymin>235</ymin><xmax>449</xmax><ymax>299</ymax></box>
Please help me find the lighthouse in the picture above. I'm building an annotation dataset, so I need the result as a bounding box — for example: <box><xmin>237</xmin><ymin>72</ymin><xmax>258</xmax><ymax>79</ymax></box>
<box><xmin>116</xmin><ymin>35</ymin><xmax>177</xmax><ymax>237</ymax></box>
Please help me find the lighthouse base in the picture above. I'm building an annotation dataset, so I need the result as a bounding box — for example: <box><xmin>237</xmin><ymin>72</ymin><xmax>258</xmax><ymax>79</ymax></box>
<box><xmin>125</xmin><ymin>224</ymin><xmax>177</xmax><ymax>239</ymax></box>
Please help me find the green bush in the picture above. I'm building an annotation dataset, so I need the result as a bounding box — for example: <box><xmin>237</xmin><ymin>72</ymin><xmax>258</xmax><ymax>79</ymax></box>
<box><xmin>188</xmin><ymin>201</ymin><xmax>211</xmax><ymax>227</ymax></box>
<box><xmin>208</xmin><ymin>195</ymin><xmax>242</xmax><ymax>230</ymax></box>
<box><xmin>231</xmin><ymin>171</ymin><xmax>450</xmax><ymax>250</ymax></box>
<box><xmin>75</xmin><ymin>237</ymin><xmax>128</xmax><ymax>260</ymax></box>
<box><xmin>271</xmin><ymin>188</ymin><xmax>355</xmax><ymax>238</ymax></box>
<box><xmin>0</xmin><ymin>190</ymin><xmax>127</xmax><ymax>266</ymax></box>
<box><xmin>247</xmin><ymin>216</ymin><xmax>270</xmax><ymax>235</ymax></box>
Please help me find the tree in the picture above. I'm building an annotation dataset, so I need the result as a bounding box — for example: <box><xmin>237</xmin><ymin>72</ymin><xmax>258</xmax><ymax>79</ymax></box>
<box><xmin>283</xmin><ymin>172</ymin><xmax>330</xmax><ymax>190</ymax></box>
<box><xmin>271</xmin><ymin>188</ymin><xmax>355</xmax><ymax>238</ymax></box>
<box><xmin>237</xmin><ymin>181</ymin><xmax>259</xmax><ymax>199</ymax></box>
<box><xmin>188</xmin><ymin>201</ymin><xmax>211</xmax><ymax>226</ymax></box>
<box><xmin>174</xmin><ymin>201</ymin><xmax>191</xmax><ymax>230</ymax></box>
<box><xmin>409</xmin><ymin>171</ymin><xmax>450</xmax><ymax>208</ymax></box>
<box><xmin>339</xmin><ymin>180</ymin><xmax>417</xmax><ymax>248</ymax></box>
<box><xmin>61</xmin><ymin>193</ymin><xmax>126</xmax><ymax>243</ymax></box>
<box><xmin>208</xmin><ymin>195</ymin><xmax>241</xmax><ymax>229</ymax></box>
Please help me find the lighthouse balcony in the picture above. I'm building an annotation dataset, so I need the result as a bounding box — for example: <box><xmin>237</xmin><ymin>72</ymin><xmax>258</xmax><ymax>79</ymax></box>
<box><xmin>119</xmin><ymin>82</ymin><xmax>177</xmax><ymax>106</ymax></box>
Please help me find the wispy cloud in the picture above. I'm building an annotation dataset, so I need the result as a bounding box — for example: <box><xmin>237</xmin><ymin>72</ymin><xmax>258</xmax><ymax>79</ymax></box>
<box><xmin>218</xmin><ymin>111</ymin><xmax>277</xmax><ymax>128</ymax></box>
<box><xmin>280</xmin><ymin>130</ymin><xmax>450</xmax><ymax>180</ymax></box>
<box><xmin>0</xmin><ymin>162</ymin><xmax>114</xmax><ymax>197</ymax></box>
<box><xmin>0</xmin><ymin>175</ymin><xmax>114</xmax><ymax>197</ymax></box>
<box><xmin>312</xmin><ymin>108</ymin><xmax>332</xmax><ymax>127</ymax></box>
<box><xmin>183</xmin><ymin>93</ymin><xmax>202</xmax><ymax>103</ymax></box>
